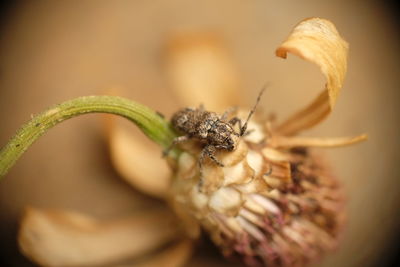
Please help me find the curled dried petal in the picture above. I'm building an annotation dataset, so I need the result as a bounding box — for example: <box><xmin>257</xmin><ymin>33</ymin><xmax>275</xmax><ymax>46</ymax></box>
<box><xmin>275</xmin><ymin>18</ymin><xmax>349</xmax><ymax>135</ymax></box>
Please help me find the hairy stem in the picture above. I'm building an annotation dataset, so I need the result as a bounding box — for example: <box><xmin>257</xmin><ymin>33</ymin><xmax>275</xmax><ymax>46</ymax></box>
<box><xmin>0</xmin><ymin>96</ymin><xmax>178</xmax><ymax>178</ymax></box>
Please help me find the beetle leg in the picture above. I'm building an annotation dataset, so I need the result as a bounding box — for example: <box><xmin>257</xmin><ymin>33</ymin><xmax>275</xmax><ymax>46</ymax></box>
<box><xmin>221</xmin><ymin>106</ymin><xmax>238</xmax><ymax>121</ymax></box>
<box><xmin>162</xmin><ymin>135</ymin><xmax>189</xmax><ymax>157</ymax></box>
<box><xmin>228</xmin><ymin>117</ymin><xmax>243</xmax><ymax>135</ymax></box>
<box><xmin>229</xmin><ymin>117</ymin><xmax>255</xmax><ymax>136</ymax></box>
<box><xmin>199</xmin><ymin>145</ymin><xmax>224</xmax><ymax>168</ymax></box>
<box><xmin>229</xmin><ymin>117</ymin><xmax>242</xmax><ymax>127</ymax></box>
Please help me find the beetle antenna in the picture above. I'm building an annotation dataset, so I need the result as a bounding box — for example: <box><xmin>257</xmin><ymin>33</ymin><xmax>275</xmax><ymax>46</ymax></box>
<box><xmin>240</xmin><ymin>85</ymin><xmax>267</xmax><ymax>136</ymax></box>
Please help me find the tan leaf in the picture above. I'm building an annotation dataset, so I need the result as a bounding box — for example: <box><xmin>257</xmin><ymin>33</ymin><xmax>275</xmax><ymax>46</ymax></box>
<box><xmin>105</xmin><ymin>115</ymin><xmax>171</xmax><ymax>199</ymax></box>
<box><xmin>19</xmin><ymin>207</ymin><xmax>179</xmax><ymax>267</ymax></box>
<box><xmin>275</xmin><ymin>18</ymin><xmax>349</xmax><ymax>135</ymax></box>
<box><xmin>165</xmin><ymin>32</ymin><xmax>241</xmax><ymax>112</ymax></box>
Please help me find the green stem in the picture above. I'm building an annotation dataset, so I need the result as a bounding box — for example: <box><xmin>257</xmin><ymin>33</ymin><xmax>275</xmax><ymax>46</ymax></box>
<box><xmin>0</xmin><ymin>95</ymin><xmax>178</xmax><ymax>178</ymax></box>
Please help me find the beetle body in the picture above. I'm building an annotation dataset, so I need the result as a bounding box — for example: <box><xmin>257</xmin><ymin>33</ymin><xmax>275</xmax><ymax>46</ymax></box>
<box><xmin>171</xmin><ymin>108</ymin><xmax>239</xmax><ymax>151</ymax></box>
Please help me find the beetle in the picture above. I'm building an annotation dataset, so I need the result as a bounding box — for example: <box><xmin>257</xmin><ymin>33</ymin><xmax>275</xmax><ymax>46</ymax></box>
<box><xmin>165</xmin><ymin>88</ymin><xmax>265</xmax><ymax>169</ymax></box>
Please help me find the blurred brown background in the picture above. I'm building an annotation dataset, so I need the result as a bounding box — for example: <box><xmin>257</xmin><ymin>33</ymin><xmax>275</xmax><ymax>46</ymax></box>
<box><xmin>0</xmin><ymin>1</ymin><xmax>399</xmax><ymax>266</ymax></box>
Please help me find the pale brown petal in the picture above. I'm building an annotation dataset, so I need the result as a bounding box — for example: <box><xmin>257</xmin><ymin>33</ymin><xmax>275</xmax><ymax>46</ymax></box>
<box><xmin>117</xmin><ymin>239</ymin><xmax>193</xmax><ymax>267</ymax></box>
<box><xmin>105</xmin><ymin>116</ymin><xmax>171</xmax><ymax>199</ymax></box>
<box><xmin>275</xmin><ymin>18</ymin><xmax>349</xmax><ymax>135</ymax></box>
<box><xmin>165</xmin><ymin>32</ymin><xmax>241</xmax><ymax>112</ymax></box>
<box><xmin>270</xmin><ymin>134</ymin><xmax>368</xmax><ymax>149</ymax></box>
<box><xmin>19</xmin><ymin>207</ymin><xmax>179</xmax><ymax>267</ymax></box>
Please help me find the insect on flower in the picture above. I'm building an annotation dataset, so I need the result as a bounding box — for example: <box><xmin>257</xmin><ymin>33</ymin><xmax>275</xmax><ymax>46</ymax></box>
<box><xmin>0</xmin><ymin>17</ymin><xmax>369</xmax><ymax>267</ymax></box>
<box><xmin>166</xmin><ymin>88</ymin><xmax>266</xmax><ymax>169</ymax></box>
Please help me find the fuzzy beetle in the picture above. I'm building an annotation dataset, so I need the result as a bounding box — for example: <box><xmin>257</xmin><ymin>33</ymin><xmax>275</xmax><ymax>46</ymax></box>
<box><xmin>166</xmin><ymin>88</ymin><xmax>265</xmax><ymax>168</ymax></box>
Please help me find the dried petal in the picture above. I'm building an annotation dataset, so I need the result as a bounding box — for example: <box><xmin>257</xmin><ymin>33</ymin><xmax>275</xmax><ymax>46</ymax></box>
<box><xmin>216</xmin><ymin>139</ymin><xmax>248</xmax><ymax>166</ymax></box>
<box><xmin>222</xmin><ymin>160</ymin><xmax>254</xmax><ymax>186</ymax></box>
<box><xmin>105</xmin><ymin>116</ymin><xmax>171</xmax><ymax>198</ymax></box>
<box><xmin>262</xmin><ymin>148</ymin><xmax>292</xmax><ymax>162</ymax></box>
<box><xmin>209</xmin><ymin>187</ymin><xmax>244</xmax><ymax>216</ymax></box>
<box><xmin>176</xmin><ymin>152</ymin><xmax>197</xmax><ymax>180</ymax></box>
<box><xmin>201</xmin><ymin>162</ymin><xmax>225</xmax><ymax>193</ymax></box>
<box><xmin>165</xmin><ymin>32</ymin><xmax>241</xmax><ymax>112</ymax></box>
<box><xmin>117</xmin><ymin>239</ymin><xmax>193</xmax><ymax>267</ymax></box>
<box><xmin>263</xmin><ymin>160</ymin><xmax>292</xmax><ymax>189</ymax></box>
<box><xmin>19</xmin><ymin>207</ymin><xmax>179</xmax><ymax>267</ymax></box>
<box><xmin>270</xmin><ymin>134</ymin><xmax>368</xmax><ymax>148</ymax></box>
<box><xmin>275</xmin><ymin>18</ymin><xmax>349</xmax><ymax>135</ymax></box>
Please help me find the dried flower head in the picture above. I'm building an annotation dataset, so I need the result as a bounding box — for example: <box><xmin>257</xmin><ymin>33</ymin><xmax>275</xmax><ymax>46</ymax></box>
<box><xmin>171</xmin><ymin>112</ymin><xmax>346</xmax><ymax>266</ymax></box>
<box><xmin>167</xmin><ymin>17</ymin><xmax>366</xmax><ymax>266</ymax></box>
